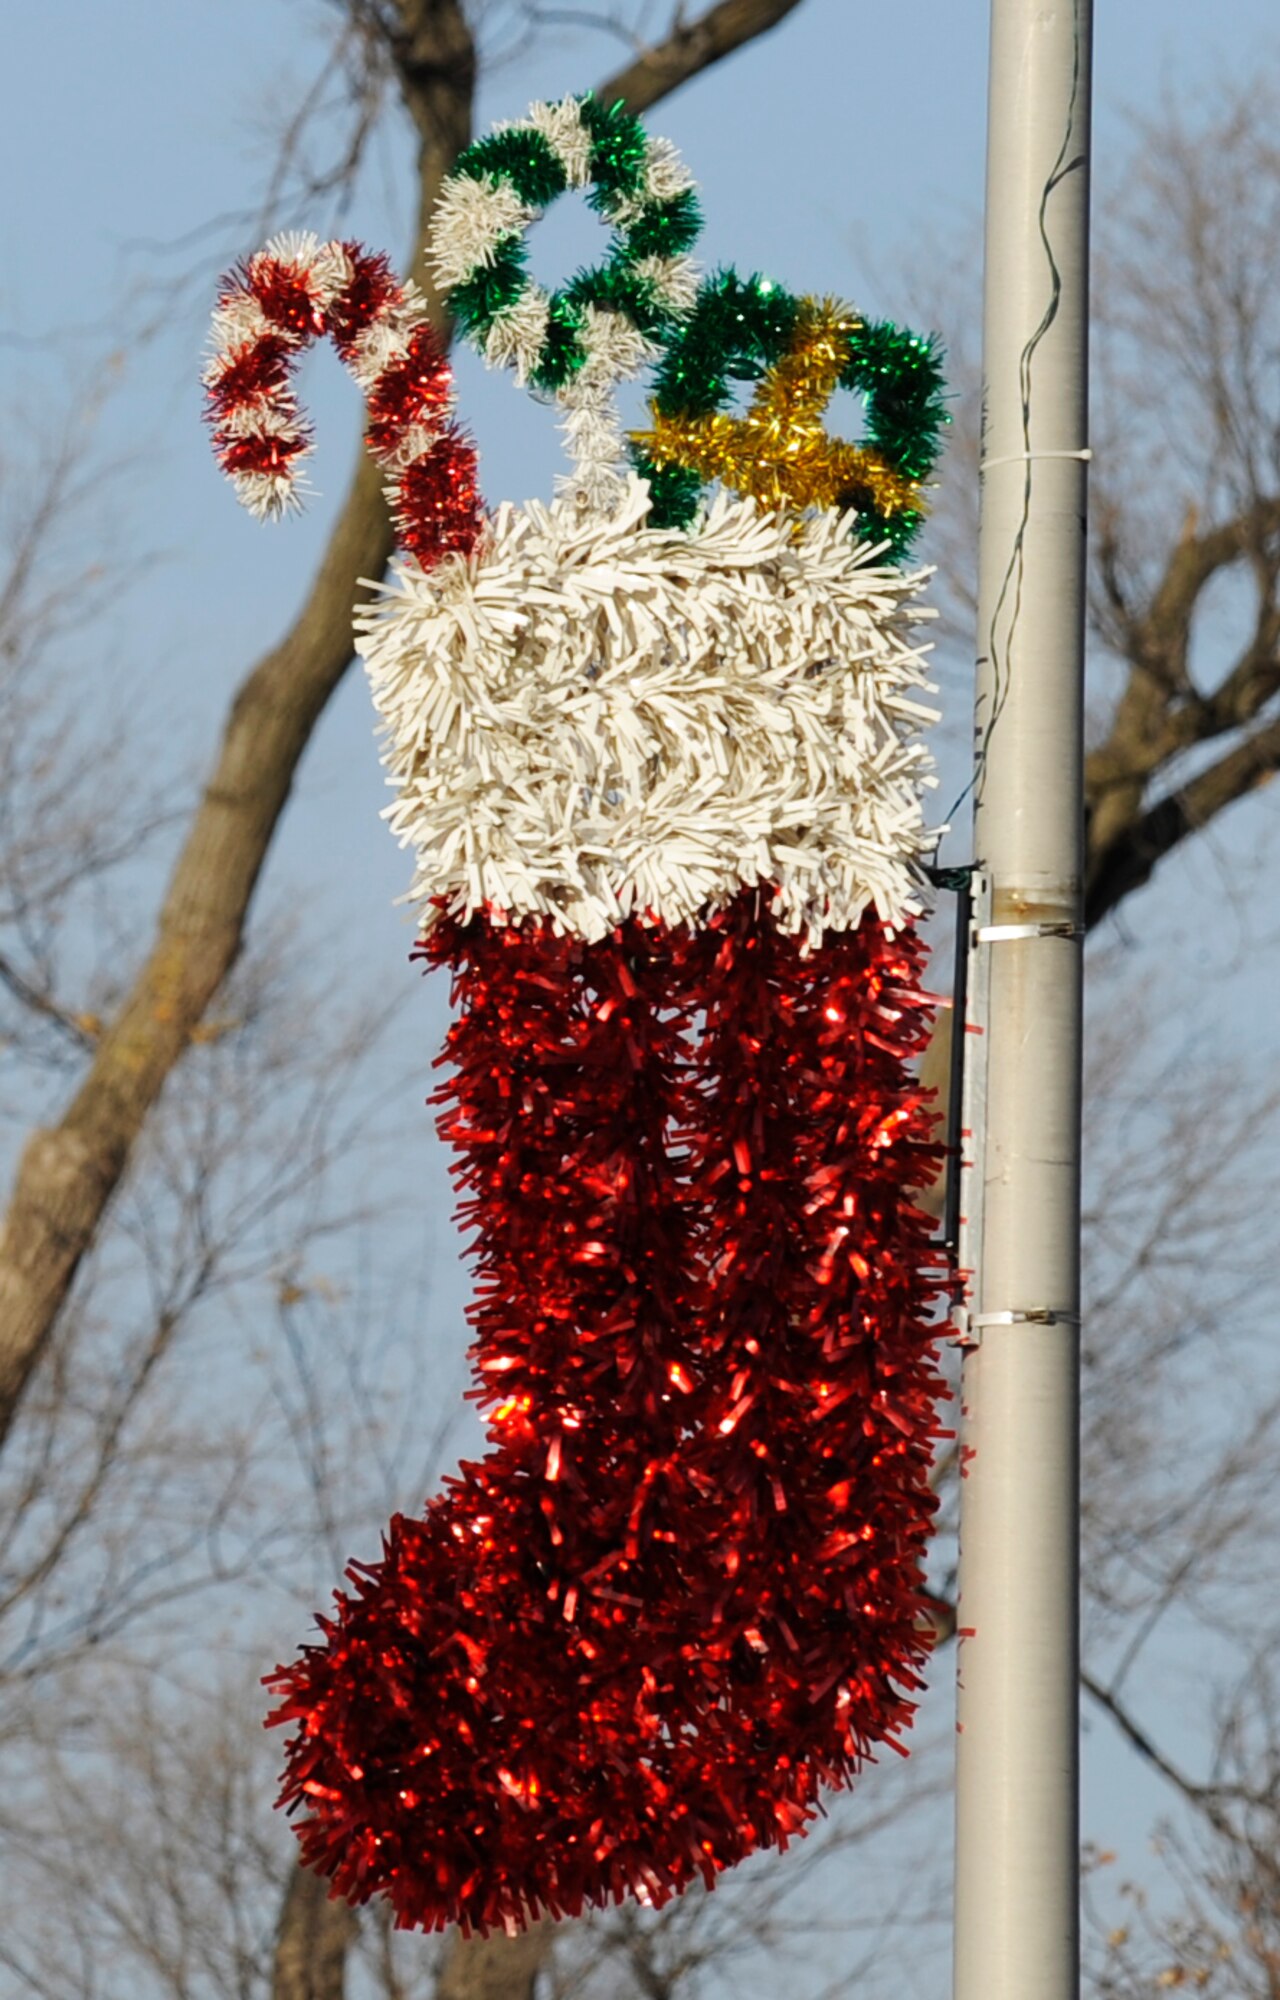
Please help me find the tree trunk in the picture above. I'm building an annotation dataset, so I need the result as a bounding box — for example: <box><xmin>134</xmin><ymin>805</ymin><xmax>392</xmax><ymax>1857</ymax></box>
<box><xmin>272</xmin><ymin>1862</ymin><xmax>360</xmax><ymax>2000</ymax></box>
<box><xmin>434</xmin><ymin>1923</ymin><xmax>552</xmax><ymax>2000</ymax></box>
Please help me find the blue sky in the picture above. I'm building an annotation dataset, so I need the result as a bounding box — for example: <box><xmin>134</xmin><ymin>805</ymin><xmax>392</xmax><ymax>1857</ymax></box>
<box><xmin>3</xmin><ymin>0</ymin><xmax>1278</xmax><ymax>1980</ymax></box>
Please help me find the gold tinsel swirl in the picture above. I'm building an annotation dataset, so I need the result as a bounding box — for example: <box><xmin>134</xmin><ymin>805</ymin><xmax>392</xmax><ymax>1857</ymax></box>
<box><xmin>633</xmin><ymin>298</ymin><xmax>923</xmax><ymax>521</ymax></box>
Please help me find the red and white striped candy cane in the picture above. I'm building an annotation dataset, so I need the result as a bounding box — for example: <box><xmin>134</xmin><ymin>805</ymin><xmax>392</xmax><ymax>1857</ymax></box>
<box><xmin>203</xmin><ymin>232</ymin><xmax>482</xmax><ymax>567</ymax></box>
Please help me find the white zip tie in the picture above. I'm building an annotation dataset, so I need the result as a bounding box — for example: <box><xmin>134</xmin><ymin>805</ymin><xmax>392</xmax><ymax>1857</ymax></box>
<box><xmin>979</xmin><ymin>446</ymin><xmax>1092</xmax><ymax>472</ymax></box>
<box><xmin>969</xmin><ymin>1308</ymin><xmax>1081</xmax><ymax>1328</ymax></box>
<box><xmin>975</xmin><ymin>919</ymin><xmax>1082</xmax><ymax>942</ymax></box>
<box><xmin>952</xmin><ymin>1305</ymin><xmax>1082</xmax><ymax>1346</ymax></box>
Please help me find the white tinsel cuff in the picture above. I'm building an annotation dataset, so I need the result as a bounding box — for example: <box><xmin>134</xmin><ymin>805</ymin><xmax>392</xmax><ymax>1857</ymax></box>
<box><xmin>359</xmin><ymin>481</ymin><xmax>938</xmax><ymax>945</ymax></box>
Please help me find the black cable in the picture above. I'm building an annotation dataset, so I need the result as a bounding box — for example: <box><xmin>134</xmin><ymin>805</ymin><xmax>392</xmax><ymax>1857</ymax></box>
<box><xmin>935</xmin><ymin>0</ymin><xmax>1087</xmax><ymax>841</ymax></box>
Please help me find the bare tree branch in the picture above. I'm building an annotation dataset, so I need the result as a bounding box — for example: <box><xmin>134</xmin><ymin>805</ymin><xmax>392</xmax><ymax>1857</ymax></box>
<box><xmin>593</xmin><ymin>0</ymin><xmax>805</xmax><ymax>111</ymax></box>
<box><xmin>1077</xmin><ymin>79</ymin><xmax>1280</xmax><ymax>928</ymax></box>
<box><xmin>0</xmin><ymin>952</ymin><xmax>97</xmax><ymax>1053</ymax></box>
<box><xmin>1081</xmin><ymin>1670</ymin><xmax>1218</xmax><ymax>1815</ymax></box>
<box><xmin>1086</xmin><ymin>712</ymin><xmax>1280</xmax><ymax>927</ymax></box>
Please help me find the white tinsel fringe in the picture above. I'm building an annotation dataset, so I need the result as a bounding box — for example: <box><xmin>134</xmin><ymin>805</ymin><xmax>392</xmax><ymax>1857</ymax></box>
<box><xmin>427</xmin><ymin>175</ymin><xmax>531</xmax><ymax>290</ymax></box>
<box><xmin>523</xmin><ymin>99</ymin><xmax>595</xmax><ymax>189</ymax></box>
<box><xmin>358</xmin><ymin>479</ymin><xmax>939</xmax><ymax>945</ymax></box>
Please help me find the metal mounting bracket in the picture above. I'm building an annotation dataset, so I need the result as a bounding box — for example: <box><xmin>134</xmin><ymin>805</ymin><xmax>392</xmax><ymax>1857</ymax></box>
<box><xmin>950</xmin><ymin>870</ymin><xmax>992</xmax><ymax>1347</ymax></box>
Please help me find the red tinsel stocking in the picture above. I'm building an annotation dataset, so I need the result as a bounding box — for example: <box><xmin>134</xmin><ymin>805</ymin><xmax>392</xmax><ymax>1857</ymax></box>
<box><xmin>268</xmin><ymin>898</ymin><xmax>947</xmax><ymax>1933</ymax></box>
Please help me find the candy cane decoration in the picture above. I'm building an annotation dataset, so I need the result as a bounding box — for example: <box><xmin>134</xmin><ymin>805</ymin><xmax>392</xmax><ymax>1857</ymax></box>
<box><xmin>203</xmin><ymin>232</ymin><xmax>482</xmax><ymax>567</ymax></box>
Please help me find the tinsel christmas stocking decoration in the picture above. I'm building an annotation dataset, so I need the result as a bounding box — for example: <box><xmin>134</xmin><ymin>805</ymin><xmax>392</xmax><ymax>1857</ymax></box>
<box><xmin>206</xmin><ymin>95</ymin><xmax>950</xmax><ymax>1935</ymax></box>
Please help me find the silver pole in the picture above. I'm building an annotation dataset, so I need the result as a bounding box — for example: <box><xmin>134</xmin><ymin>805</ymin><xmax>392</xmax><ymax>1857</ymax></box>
<box><xmin>953</xmin><ymin>1</ymin><xmax>1092</xmax><ymax>1995</ymax></box>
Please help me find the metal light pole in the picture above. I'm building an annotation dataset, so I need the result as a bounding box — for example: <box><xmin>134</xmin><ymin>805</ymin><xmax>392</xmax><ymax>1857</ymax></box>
<box><xmin>952</xmin><ymin>3</ymin><xmax>1092</xmax><ymax>1996</ymax></box>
